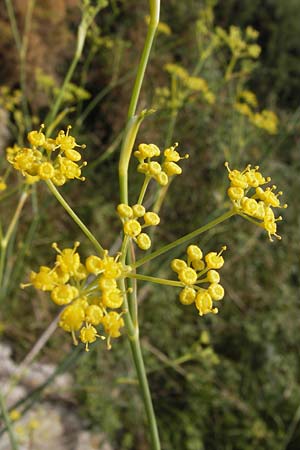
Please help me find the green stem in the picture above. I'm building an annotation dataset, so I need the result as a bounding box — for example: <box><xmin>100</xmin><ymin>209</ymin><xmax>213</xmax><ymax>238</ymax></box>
<box><xmin>4</xmin><ymin>0</ymin><xmax>21</xmax><ymax>51</ymax></box>
<box><xmin>137</xmin><ymin>176</ymin><xmax>151</xmax><ymax>205</ymax></box>
<box><xmin>0</xmin><ymin>191</ymin><xmax>28</xmax><ymax>291</ymax></box>
<box><xmin>127</xmin><ymin>272</ymin><xmax>183</xmax><ymax>288</ymax></box>
<box><xmin>119</xmin><ymin>113</ymin><xmax>147</xmax><ymax>204</ymax></box>
<box><xmin>165</xmin><ymin>108</ymin><xmax>178</xmax><ymax>148</ymax></box>
<box><xmin>225</xmin><ymin>55</ymin><xmax>237</xmax><ymax>81</ymax></box>
<box><xmin>117</xmin><ymin>2</ymin><xmax>161</xmax><ymax>448</ymax></box>
<box><xmin>129</xmin><ymin>336</ymin><xmax>161</xmax><ymax>450</ymax></box>
<box><xmin>46</xmin><ymin>55</ymin><xmax>80</xmax><ymax>128</ymax></box>
<box><xmin>45</xmin><ymin>180</ymin><xmax>104</xmax><ymax>256</ymax></box>
<box><xmin>19</xmin><ymin>0</ymin><xmax>35</xmax><ymax>131</ymax></box>
<box><xmin>0</xmin><ymin>391</ymin><xmax>19</xmax><ymax>450</ymax></box>
<box><xmin>118</xmin><ymin>277</ymin><xmax>135</xmax><ymax>338</ymax></box>
<box><xmin>133</xmin><ymin>209</ymin><xmax>236</xmax><ymax>269</ymax></box>
<box><xmin>127</xmin><ymin>0</ymin><xmax>160</xmax><ymax>119</ymax></box>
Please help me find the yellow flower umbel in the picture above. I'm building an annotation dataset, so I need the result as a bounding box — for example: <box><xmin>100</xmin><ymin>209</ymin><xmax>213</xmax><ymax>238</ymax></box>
<box><xmin>225</xmin><ymin>162</ymin><xmax>287</xmax><ymax>241</ymax></box>
<box><xmin>234</xmin><ymin>90</ymin><xmax>279</xmax><ymax>135</ymax></box>
<box><xmin>7</xmin><ymin>125</ymin><xmax>87</xmax><ymax>186</ymax></box>
<box><xmin>171</xmin><ymin>244</ymin><xmax>226</xmax><ymax>317</ymax></box>
<box><xmin>22</xmin><ymin>243</ymin><xmax>128</xmax><ymax>350</ymax></box>
<box><xmin>134</xmin><ymin>142</ymin><xmax>189</xmax><ymax>186</ymax></box>
<box><xmin>117</xmin><ymin>203</ymin><xmax>160</xmax><ymax>250</ymax></box>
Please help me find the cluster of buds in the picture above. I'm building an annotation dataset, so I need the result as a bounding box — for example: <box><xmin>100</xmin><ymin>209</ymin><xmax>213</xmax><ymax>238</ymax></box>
<box><xmin>117</xmin><ymin>203</ymin><xmax>160</xmax><ymax>250</ymax></box>
<box><xmin>234</xmin><ymin>90</ymin><xmax>279</xmax><ymax>135</ymax></box>
<box><xmin>226</xmin><ymin>162</ymin><xmax>287</xmax><ymax>241</ymax></box>
<box><xmin>134</xmin><ymin>142</ymin><xmax>189</xmax><ymax>186</ymax></box>
<box><xmin>22</xmin><ymin>243</ymin><xmax>128</xmax><ymax>350</ymax></box>
<box><xmin>216</xmin><ymin>25</ymin><xmax>261</xmax><ymax>59</ymax></box>
<box><xmin>6</xmin><ymin>125</ymin><xmax>87</xmax><ymax>186</ymax></box>
<box><xmin>171</xmin><ymin>245</ymin><xmax>226</xmax><ymax>316</ymax></box>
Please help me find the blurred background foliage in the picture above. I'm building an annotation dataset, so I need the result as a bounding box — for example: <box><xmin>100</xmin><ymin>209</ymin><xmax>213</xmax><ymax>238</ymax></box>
<box><xmin>0</xmin><ymin>0</ymin><xmax>299</xmax><ymax>449</ymax></box>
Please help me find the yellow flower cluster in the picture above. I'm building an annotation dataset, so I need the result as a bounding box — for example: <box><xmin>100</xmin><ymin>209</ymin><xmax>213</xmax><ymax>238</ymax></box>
<box><xmin>6</xmin><ymin>125</ymin><xmax>87</xmax><ymax>185</ymax></box>
<box><xmin>0</xmin><ymin>85</ymin><xmax>21</xmax><ymax>112</ymax></box>
<box><xmin>22</xmin><ymin>243</ymin><xmax>127</xmax><ymax>350</ymax></box>
<box><xmin>35</xmin><ymin>68</ymin><xmax>91</xmax><ymax>104</ymax></box>
<box><xmin>171</xmin><ymin>245</ymin><xmax>226</xmax><ymax>317</ymax></box>
<box><xmin>134</xmin><ymin>142</ymin><xmax>189</xmax><ymax>186</ymax></box>
<box><xmin>226</xmin><ymin>162</ymin><xmax>287</xmax><ymax>241</ymax></box>
<box><xmin>117</xmin><ymin>203</ymin><xmax>160</xmax><ymax>250</ymax></box>
<box><xmin>216</xmin><ymin>25</ymin><xmax>261</xmax><ymax>59</ymax></box>
<box><xmin>234</xmin><ymin>90</ymin><xmax>279</xmax><ymax>134</ymax></box>
<box><xmin>164</xmin><ymin>63</ymin><xmax>215</xmax><ymax>105</ymax></box>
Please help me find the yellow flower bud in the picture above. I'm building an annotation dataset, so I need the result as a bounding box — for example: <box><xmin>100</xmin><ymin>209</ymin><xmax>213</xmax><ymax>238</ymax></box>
<box><xmin>179</xmin><ymin>287</ymin><xmax>196</xmax><ymax>305</ymax></box>
<box><xmin>28</xmin><ymin>130</ymin><xmax>45</xmax><ymax>147</ymax></box>
<box><xmin>124</xmin><ymin>219</ymin><xmax>142</xmax><ymax>237</ymax></box>
<box><xmin>102</xmin><ymin>311</ymin><xmax>124</xmax><ymax>338</ymax></box>
<box><xmin>195</xmin><ymin>291</ymin><xmax>217</xmax><ymax>316</ymax></box>
<box><xmin>156</xmin><ymin>171</ymin><xmax>169</xmax><ymax>186</ymax></box>
<box><xmin>187</xmin><ymin>245</ymin><xmax>203</xmax><ymax>261</ymax></box>
<box><xmin>59</xmin><ymin>304</ymin><xmax>85</xmax><ymax>332</ymax></box>
<box><xmin>205</xmin><ymin>247</ymin><xmax>226</xmax><ymax>269</ymax></box>
<box><xmin>227</xmin><ymin>186</ymin><xmax>244</xmax><ymax>201</ymax></box>
<box><xmin>51</xmin><ymin>284</ymin><xmax>78</xmax><ymax>306</ymax></box>
<box><xmin>149</xmin><ymin>161</ymin><xmax>162</xmax><ymax>175</ymax></box>
<box><xmin>207</xmin><ymin>270</ymin><xmax>220</xmax><ymax>284</ymax></box>
<box><xmin>38</xmin><ymin>162</ymin><xmax>55</xmax><ymax>180</ymax></box>
<box><xmin>178</xmin><ymin>267</ymin><xmax>198</xmax><ymax>285</ymax></box>
<box><xmin>85</xmin><ymin>305</ymin><xmax>103</xmax><ymax>326</ymax></box>
<box><xmin>117</xmin><ymin>203</ymin><xmax>133</xmax><ymax>219</ymax></box>
<box><xmin>102</xmin><ymin>288</ymin><xmax>123</xmax><ymax>309</ymax></box>
<box><xmin>136</xmin><ymin>233</ymin><xmax>151</xmax><ymax>250</ymax></box>
<box><xmin>162</xmin><ymin>161</ymin><xmax>182</xmax><ymax>176</ymax></box>
<box><xmin>171</xmin><ymin>259</ymin><xmax>187</xmax><ymax>273</ymax></box>
<box><xmin>143</xmin><ymin>212</ymin><xmax>160</xmax><ymax>226</ymax></box>
<box><xmin>85</xmin><ymin>255</ymin><xmax>104</xmax><ymax>274</ymax></box>
<box><xmin>132</xmin><ymin>204</ymin><xmax>146</xmax><ymax>217</ymax></box>
<box><xmin>208</xmin><ymin>283</ymin><xmax>224</xmax><ymax>301</ymax></box>
<box><xmin>98</xmin><ymin>276</ymin><xmax>117</xmax><ymax>291</ymax></box>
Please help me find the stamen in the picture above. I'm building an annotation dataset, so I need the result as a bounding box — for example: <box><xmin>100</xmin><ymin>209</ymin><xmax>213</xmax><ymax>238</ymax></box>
<box><xmin>52</xmin><ymin>242</ymin><xmax>61</xmax><ymax>254</ymax></box>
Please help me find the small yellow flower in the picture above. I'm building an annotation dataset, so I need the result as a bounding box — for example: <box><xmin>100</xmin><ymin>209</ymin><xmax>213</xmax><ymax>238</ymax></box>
<box><xmin>195</xmin><ymin>291</ymin><xmax>218</xmax><ymax>316</ymax></box>
<box><xmin>124</xmin><ymin>219</ymin><xmax>142</xmax><ymax>237</ymax></box>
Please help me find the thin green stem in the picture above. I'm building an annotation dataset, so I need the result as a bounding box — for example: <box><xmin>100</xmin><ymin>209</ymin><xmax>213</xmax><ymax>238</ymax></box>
<box><xmin>127</xmin><ymin>241</ymin><xmax>138</xmax><ymax>324</ymax></box>
<box><xmin>0</xmin><ymin>391</ymin><xmax>19</xmax><ymax>450</ymax></box>
<box><xmin>127</xmin><ymin>272</ymin><xmax>183</xmax><ymax>288</ymax></box>
<box><xmin>128</xmin><ymin>337</ymin><xmax>161</xmax><ymax>450</ymax></box>
<box><xmin>133</xmin><ymin>209</ymin><xmax>236</xmax><ymax>269</ymax></box>
<box><xmin>225</xmin><ymin>55</ymin><xmax>237</xmax><ymax>81</ymax></box>
<box><xmin>19</xmin><ymin>0</ymin><xmax>35</xmax><ymax>131</ymax></box>
<box><xmin>165</xmin><ymin>108</ymin><xmax>178</xmax><ymax>148</ymax></box>
<box><xmin>118</xmin><ymin>277</ymin><xmax>135</xmax><ymax>338</ymax></box>
<box><xmin>46</xmin><ymin>180</ymin><xmax>104</xmax><ymax>256</ymax></box>
<box><xmin>127</xmin><ymin>1</ymin><xmax>160</xmax><ymax>119</ymax></box>
<box><xmin>0</xmin><ymin>191</ymin><xmax>28</xmax><ymax>291</ymax></box>
<box><xmin>4</xmin><ymin>0</ymin><xmax>21</xmax><ymax>51</ymax></box>
<box><xmin>46</xmin><ymin>55</ymin><xmax>80</xmax><ymax>128</ymax></box>
<box><xmin>117</xmin><ymin>2</ymin><xmax>161</xmax><ymax>448</ymax></box>
<box><xmin>137</xmin><ymin>176</ymin><xmax>151</xmax><ymax>205</ymax></box>
<box><xmin>119</xmin><ymin>113</ymin><xmax>147</xmax><ymax>204</ymax></box>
